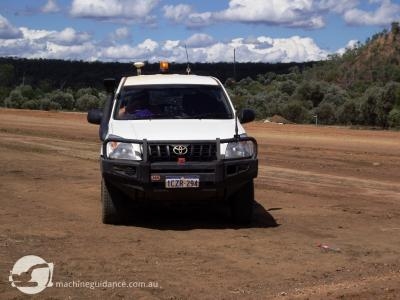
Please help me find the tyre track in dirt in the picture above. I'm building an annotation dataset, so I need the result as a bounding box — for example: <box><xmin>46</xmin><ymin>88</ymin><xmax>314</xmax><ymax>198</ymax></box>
<box><xmin>1</xmin><ymin>109</ymin><xmax>400</xmax><ymax>299</ymax></box>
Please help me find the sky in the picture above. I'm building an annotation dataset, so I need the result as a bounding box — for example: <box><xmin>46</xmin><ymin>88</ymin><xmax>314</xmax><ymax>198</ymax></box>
<box><xmin>0</xmin><ymin>0</ymin><xmax>399</xmax><ymax>63</ymax></box>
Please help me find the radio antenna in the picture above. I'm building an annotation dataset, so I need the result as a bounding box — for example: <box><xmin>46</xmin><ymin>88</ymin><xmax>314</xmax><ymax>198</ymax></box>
<box><xmin>185</xmin><ymin>44</ymin><xmax>191</xmax><ymax>75</ymax></box>
<box><xmin>233</xmin><ymin>48</ymin><xmax>236</xmax><ymax>82</ymax></box>
<box><xmin>232</xmin><ymin>47</ymin><xmax>239</xmax><ymax>140</ymax></box>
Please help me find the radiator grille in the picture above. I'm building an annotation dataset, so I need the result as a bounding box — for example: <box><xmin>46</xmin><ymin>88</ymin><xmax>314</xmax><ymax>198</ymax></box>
<box><xmin>148</xmin><ymin>144</ymin><xmax>217</xmax><ymax>162</ymax></box>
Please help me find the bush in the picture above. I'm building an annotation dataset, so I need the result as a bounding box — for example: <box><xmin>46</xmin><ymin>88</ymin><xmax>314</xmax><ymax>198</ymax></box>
<box><xmin>37</xmin><ymin>98</ymin><xmax>51</xmax><ymax>110</ymax></box>
<box><xmin>76</xmin><ymin>87</ymin><xmax>98</xmax><ymax>99</ymax></box>
<box><xmin>21</xmin><ymin>100</ymin><xmax>39</xmax><ymax>110</ymax></box>
<box><xmin>5</xmin><ymin>89</ymin><xmax>26</xmax><ymax>108</ymax></box>
<box><xmin>75</xmin><ymin>94</ymin><xmax>100</xmax><ymax>111</ymax></box>
<box><xmin>49</xmin><ymin>91</ymin><xmax>75</xmax><ymax>110</ymax></box>
<box><xmin>388</xmin><ymin>108</ymin><xmax>400</xmax><ymax>128</ymax></box>
<box><xmin>49</xmin><ymin>101</ymin><xmax>62</xmax><ymax>110</ymax></box>
<box><xmin>20</xmin><ymin>85</ymin><xmax>35</xmax><ymax>99</ymax></box>
<box><xmin>98</xmin><ymin>92</ymin><xmax>107</xmax><ymax>109</ymax></box>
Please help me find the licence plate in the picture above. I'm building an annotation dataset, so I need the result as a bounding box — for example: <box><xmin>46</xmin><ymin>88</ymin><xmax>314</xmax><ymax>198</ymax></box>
<box><xmin>165</xmin><ymin>176</ymin><xmax>200</xmax><ymax>188</ymax></box>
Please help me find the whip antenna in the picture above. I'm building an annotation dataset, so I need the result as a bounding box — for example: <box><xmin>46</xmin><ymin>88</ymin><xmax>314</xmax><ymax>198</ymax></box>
<box><xmin>233</xmin><ymin>48</ymin><xmax>236</xmax><ymax>81</ymax></box>
<box><xmin>185</xmin><ymin>45</ymin><xmax>191</xmax><ymax>75</ymax></box>
<box><xmin>233</xmin><ymin>47</ymin><xmax>239</xmax><ymax>140</ymax></box>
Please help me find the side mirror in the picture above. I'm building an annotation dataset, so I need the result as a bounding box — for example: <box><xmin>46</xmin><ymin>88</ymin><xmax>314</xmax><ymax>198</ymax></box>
<box><xmin>104</xmin><ymin>78</ymin><xmax>116</xmax><ymax>94</ymax></box>
<box><xmin>238</xmin><ymin>109</ymin><xmax>255</xmax><ymax>124</ymax></box>
<box><xmin>87</xmin><ymin>108</ymin><xmax>103</xmax><ymax>125</ymax></box>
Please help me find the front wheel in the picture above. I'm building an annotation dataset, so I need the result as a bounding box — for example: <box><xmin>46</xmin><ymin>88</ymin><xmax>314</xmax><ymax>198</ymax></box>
<box><xmin>230</xmin><ymin>180</ymin><xmax>254</xmax><ymax>225</ymax></box>
<box><xmin>101</xmin><ymin>178</ymin><xmax>126</xmax><ymax>225</ymax></box>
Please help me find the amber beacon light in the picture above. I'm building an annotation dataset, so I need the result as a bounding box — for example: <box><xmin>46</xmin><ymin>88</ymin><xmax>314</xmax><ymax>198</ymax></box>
<box><xmin>160</xmin><ymin>61</ymin><xmax>169</xmax><ymax>73</ymax></box>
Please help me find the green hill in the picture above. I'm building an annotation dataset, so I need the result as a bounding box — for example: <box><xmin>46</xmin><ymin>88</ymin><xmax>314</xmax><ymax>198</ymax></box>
<box><xmin>227</xmin><ymin>22</ymin><xmax>400</xmax><ymax>128</ymax></box>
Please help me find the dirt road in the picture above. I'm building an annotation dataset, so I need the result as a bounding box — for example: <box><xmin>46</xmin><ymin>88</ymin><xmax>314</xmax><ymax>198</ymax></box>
<box><xmin>1</xmin><ymin>108</ymin><xmax>399</xmax><ymax>299</ymax></box>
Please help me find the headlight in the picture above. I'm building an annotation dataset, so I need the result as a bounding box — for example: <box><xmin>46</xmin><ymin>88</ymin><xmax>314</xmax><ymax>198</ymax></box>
<box><xmin>106</xmin><ymin>142</ymin><xmax>142</xmax><ymax>160</ymax></box>
<box><xmin>224</xmin><ymin>141</ymin><xmax>254</xmax><ymax>159</ymax></box>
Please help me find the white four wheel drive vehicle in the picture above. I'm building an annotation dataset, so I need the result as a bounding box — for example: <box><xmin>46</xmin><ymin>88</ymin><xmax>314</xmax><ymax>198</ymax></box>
<box><xmin>87</xmin><ymin>62</ymin><xmax>258</xmax><ymax>225</ymax></box>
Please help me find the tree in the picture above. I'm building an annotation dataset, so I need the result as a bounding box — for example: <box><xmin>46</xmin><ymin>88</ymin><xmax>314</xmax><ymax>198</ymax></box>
<box><xmin>391</xmin><ymin>22</ymin><xmax>399</xmax><ymax>35</ymax></box>
<box><xmin>322</xmin><ymin>84</ymin><xmax>348</xmax><ymax>106</ymax></box>
<box><xmin>337</xmin><ymin>99</ymin><xmax>360</xmax><ymax>125</ymax></box>
<box><xmin>293</xmin><ymin>81</ymin><xmax>325</xmax><ymax>107</ymax></box>
<box><xmin>282</xmin><ymin>100</ymin><xmax>310</xmax><ymax>123</ymax></box>
<box><xmin>388</xmin><ymin>108</ymin><xmax>400</xmax><ymax>128</ymax></box>
<box><xmin>375</xmin><ymin>82</ymin><xmax>400</xmax><ymax>128</ymax></box>
<box><xmin>0</xmin><ymin>87</ymin><xmax>11</xmax><ymax>106</ymax></box>
<box><xmin>279</xmin><ymin>80</ymin><xmax>297</xmax><ymax>96</ymax></box>
<box><xmin>316</xmin><ymin>102</ymin><xmax>336</xmax><ymax>125</ymax></box>
<box><xmin>0</xmin><ymin>64</ymin><xmax>14</xmax><ymax>86</ymax></box>
<box><xmin>360</xmin><ymin>86</ymin><xmax>383</xmax><ymax>125</ymax></box>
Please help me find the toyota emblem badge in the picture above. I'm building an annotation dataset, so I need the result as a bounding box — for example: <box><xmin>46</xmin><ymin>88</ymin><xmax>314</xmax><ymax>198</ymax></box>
<box><xmin>172</xmin><ymin>145</ymin><xmax>188</xmax><ymax>155</ymax></box>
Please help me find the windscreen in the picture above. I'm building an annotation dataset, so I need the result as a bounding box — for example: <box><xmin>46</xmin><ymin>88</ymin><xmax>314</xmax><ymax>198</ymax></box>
<box><xmin>114</xmin><ymin>85</ymin><xmax>233</xmax><ymax>120</ymax></box>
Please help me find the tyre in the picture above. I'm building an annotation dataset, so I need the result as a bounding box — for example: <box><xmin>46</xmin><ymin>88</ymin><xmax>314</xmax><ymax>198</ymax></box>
<box><xmin>101</xmin><ymin>178</ymin><xmax>126</xmax><ymax>224</ymax></box>
<box><xmin>230</xmin><ymin>180</ymin><xmax>254</xmax><ymax>225</ymax></box>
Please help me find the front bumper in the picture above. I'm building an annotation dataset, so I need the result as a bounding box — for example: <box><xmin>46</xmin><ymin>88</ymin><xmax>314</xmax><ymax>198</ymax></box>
<box><xmin>101</xmin><ymin>137</ymin><xmax>258</xmax><ymax>201</ymax></box>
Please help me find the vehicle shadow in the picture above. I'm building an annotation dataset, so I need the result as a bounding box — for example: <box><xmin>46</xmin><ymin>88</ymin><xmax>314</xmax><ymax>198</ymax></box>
<box><xmin>120</xmin><ymin>199</ymin><xmax>280</xmax><ymax>230</ymax></box>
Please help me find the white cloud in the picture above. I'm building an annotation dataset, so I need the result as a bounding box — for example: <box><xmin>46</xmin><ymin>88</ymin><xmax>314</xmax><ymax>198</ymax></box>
<box><xmin>52</xmin><ymin>27</ymin><xmax>91</xmax><ymax>45</ymax></box>
<box><xmin>0</xmin><ymin>25</ymin><xmax>93</xmax><ymax>60</ymax></box>
<box><xmin>183</xmin><ymin>33</ymin><xmax>214</xmax><ymax>48</ymax></box>
<box><xmin>164</xmin><ymin>1</ymin><xmax>378</xmax><ymax>29</ymax></box>
<box><xmin>109</xmin><ymin>27</ymin><xmax>130</xmax><ymax>41</ymax></box>
<box><xmin>138</xmin><ymin>38</ymin><xmax>158</xmax><ymax>51</ymax></box>
<box><xmin>163</xmin><ymin>4</ymin><xmax>213</xmax><ymax>28</ymax></box>
<box><xmin>0</xmin><ymin>11</ymin><xmax>329</xmax><ymax>63</ymax></box>
<box><xmin>19</xmin><ymin>27</ymin><xmax>53</xmax><ymax>40</ymax></box>
<box><xmin>198</xmin><ymin>35</ymin><xmax>329</xmax><ymax>63</ymax></box>
<box><xmin>336</xmin><ymin>39</ymin><xmax>359</xmax><ymax>55</ymax></box>
<box><xmin>19</xmin><ymin>26</ymin><xmax>91</xmax><ymax>46</ymax></box>
<box><xmin>213</xmin><ymin>0</ymin><xmax>322</xmax><ymax>28</ymax></box>
<box><xmin>41</xmin><ymin>0</ymin><xmax>60</xmax><ymax>13</ymax></box>
<box><xmin>45</xmin><ymin>42</ymin><xmax>98</xmax><ymax>60</ymax></box>
<box><xmin>0</xmin><ymin>14</ymin><xmax>23</xmax><ymax>39</ymax></box>
<box><xmin>70</xmin><ymin>0</ymin><xmax>159</xmax><ymax>23</ymax></box>
<box><xmin>344</xmin><ymin>0</ymin><xmax>400</xmax><ymax>26</ymax></box>
<box><xmin>163</xmin><ymin>40</ymin><xmax>180</xmax><ymax>51</ymax></box>
<box><xmin>100</xmin><ymin>38</ymin><xmax>159</xmax><ymax>61</ymax></box>
<box><xmin>163</xmin><ymin>4</ymin><xmax>193</xmax><ymax>23</ymax></box>
<box><xmin>317</xmin><ymin>0</ymin><xmax>359</xmax><ymax>14</ymax></box>
<box><xmin>164</xmin><ymin>0</ymin><xmax>356</xmax><ymax>29</ymax></box>
<box><xmin>0</xmin><ymin>27</ymin><xmax>330</xmax><ymax>63</ymax></box>
<box><xmin>120</xmin><ymin>35</ymin><xmax>328</xmax><ymax>63</ymax></box>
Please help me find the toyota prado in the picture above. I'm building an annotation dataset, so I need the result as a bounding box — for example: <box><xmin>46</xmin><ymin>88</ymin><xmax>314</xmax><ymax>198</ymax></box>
<box><xmin>87</xmin><ymin>62</ymin><xmax>258</xmax><ymax>225</ymax></box>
